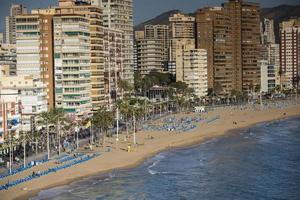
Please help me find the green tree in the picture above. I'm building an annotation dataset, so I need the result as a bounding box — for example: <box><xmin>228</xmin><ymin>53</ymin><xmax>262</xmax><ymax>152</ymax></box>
<box><xmin>92</xmin><ymin>107</ymin><xmax>114</xmax><ymax>146</ymax></box>
<box><xmin>119</xmin><ymin>79</ymin><xmax>134</xmax><ymax>97</ymax></box>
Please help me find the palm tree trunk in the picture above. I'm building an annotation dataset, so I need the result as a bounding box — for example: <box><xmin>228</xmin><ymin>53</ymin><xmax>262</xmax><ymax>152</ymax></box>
<box><xmin>125</xmin><ymin>115</ymin><xmax>129</xmax><ymax>136</ymax></box>
<box><xmin>35</xmin><ymin>138</ymin><xmax>38</xmax><ymax>155</ymax></box>
<box><xmin>98</xmin><ymin>128</ymin><xmax>102</xmax><ymax>146</ymax></box>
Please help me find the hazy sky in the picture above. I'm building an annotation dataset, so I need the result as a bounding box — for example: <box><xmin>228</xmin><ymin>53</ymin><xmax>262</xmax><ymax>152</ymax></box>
<box><xmin>0</xmin><ymin>0</ymin><xmax>299</xmax><ymax>32</ymax></box>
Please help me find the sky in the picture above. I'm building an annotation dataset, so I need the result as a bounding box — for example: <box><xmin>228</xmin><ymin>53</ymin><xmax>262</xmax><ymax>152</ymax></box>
<box><xmin>0</xmin><ymin>0</ymin><xmax>299</xmax><ymax>33</ymax></box>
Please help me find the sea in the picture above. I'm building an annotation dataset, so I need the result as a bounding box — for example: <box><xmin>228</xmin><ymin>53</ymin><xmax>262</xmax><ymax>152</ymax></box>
<box><xmin>31</xmin><ymin>116</ymin><xmax>300</xmax><ymax>200</ymax></box>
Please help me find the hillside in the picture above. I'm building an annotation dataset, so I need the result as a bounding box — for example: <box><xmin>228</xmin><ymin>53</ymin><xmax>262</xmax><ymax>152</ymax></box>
<box><xmin>134</xmin><ymin>4</ymin><xmax>300</xmax><ymax>42</ymax></box>
<box><xmin>134</xmin><ymin>10</ymin><xmax>181</xmax><ymax>31</ymax></box>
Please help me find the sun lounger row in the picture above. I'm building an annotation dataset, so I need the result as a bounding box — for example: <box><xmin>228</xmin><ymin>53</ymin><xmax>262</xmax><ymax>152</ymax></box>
<box><xmin>0</xmin><ymin>153</ymin><xmax>99</xmax><ymax>191</ymax></box>
<box><xmin>0</xmin><ymin>156</ymin><xmax>49</xmax><ymax>180</ymax></box>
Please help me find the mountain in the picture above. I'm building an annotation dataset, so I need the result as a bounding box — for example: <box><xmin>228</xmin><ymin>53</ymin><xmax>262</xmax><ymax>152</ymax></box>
<box><xmin>134</xmin><ymin>4</ymin><xmax>300</xmax><ymax>42</ymax></box>
<box><xmin>134</xmin><ymin>10</ymin><xmax>181</xmax><ymax>31</ymax></box>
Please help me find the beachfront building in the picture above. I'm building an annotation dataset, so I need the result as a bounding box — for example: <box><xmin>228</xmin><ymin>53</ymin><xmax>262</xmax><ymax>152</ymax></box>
<box><xmin>16</xmin><ymin>9</ymin><xmax>55</xmax><ymax>109</ymax></box>
<box><xmin>101</xmin><ymin>0</ymin><xmax>134</xmax><ymax>84</ymax></box>
<box><xmin>196</xmin><ymin>0</ymin><xmax>261</xmax><ymax>95</ymax></box>
<box><xmin>5</xmin><ymin>4</ymin><xmax>27</xmax><ymax>44</ymax></box>
<box><xmin>0</xmin><ymin>43</ymin><xmax>16</xmax><ymax>76</ymax></box>
<box><xmin>0</xmin><ymin>75</ymin><xmax>47</xmax><ymax>132</ymax></box>
<box><xmin>279</xmin><ymin>18</ymin><xmax>300</xmax><ymax>89</ymax></box>
<box><xmin>176</xmin><ymin>45</ymin><xmax>208</xmax><ymax>98</ymax></box>
<box><xmin>103</xmin><ymin>27</ymin><xmax>123</xmax><ymax>107</ymax></box>
<box><xmin>53</xmin><ymin>14</ymin><xmax>92</xmax><ymax>116</ymax></box>
<box><xmin>55</xmin><ymin>0</ymin><xmax>106</xmax><ymax>111</ymax></box>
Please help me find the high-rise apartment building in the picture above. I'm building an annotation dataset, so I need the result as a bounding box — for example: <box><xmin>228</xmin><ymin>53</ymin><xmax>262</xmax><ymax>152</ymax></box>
<box><xmin>177</xmin><ymin>47</ymin><xmax>208</xmax><ymax>98</ymax></box>
<box><xmin>103</xmin><ymin>27</ymin><xmax>123</xmax><ymax>107</ymax></box>
<box><xmin>55</xmin><ymin>0</ymin><xmax>106</xmax><ymax>111</ymax></box>
<box><xmin>53</xmin><ymin>14</ymin><xmax>92</xmax><ymax>116</ymax></box>
<box><xmin>16</xmin><ymin>9</ymin><xmax>55</xmax><ymax>109</ymax></box>
<box><xmin>279</xmin><ymin>18</ymin><xmax>300</xmax><ymax>89</ymax></box>
<box><xmin>136</xmin><ymin>39</ymin><xmax>165</xmax><ymax>75</ymax></box>
<box><xmin>5</xmin><ymin>4</ymin><xmax>27</xmax><ymax>44</ymax></box>
<box><xmin>135</xmin><ymin>25</ymin><xmax>169</xmax><ymax>75</ymax></box>
<box><xmin>196</xmin><ymin>0</ymin><xmax>261</xmax><ymax>95</ymax></box>
<box><xmin>169</xmin><ymin>13</ymin><xmax>195</xmax><ymax>62</ymax></box>
<box><xmin>101</xmin><ymin>0</ymin><xmax>134</xmax><ymax>84</ymax></box>
<box><xmin>169</xmin><ymin>13</ymin><xmax>195</xmax><ymax>39</ymax></box>
<box><xmin>261</xmin><ymin>18</ymin><xmax>275</xmax><ymax>45</ymax></box>
<box><xmin>145</xmin><ymin>25</ymin><xmax>169</xmax><ymax>61</ymax></box>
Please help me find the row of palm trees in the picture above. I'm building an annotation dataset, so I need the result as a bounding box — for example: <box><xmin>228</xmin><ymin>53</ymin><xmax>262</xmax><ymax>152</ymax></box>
<box><xmin>0</xmin><ymin>79</ymin><xmax>197</xmax><ymax>169</ymax></box>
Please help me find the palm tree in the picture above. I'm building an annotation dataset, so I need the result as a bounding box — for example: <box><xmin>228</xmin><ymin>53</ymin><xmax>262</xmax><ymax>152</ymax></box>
<box><xmin>92</xmin><ymin>107</ymin><xmax>114</xmax><ymax>146</ymax></box>
<box><xmin>118</xmin><ymin>79</ymin><xmax>134</xmax><ymax>98</ymax></box>
<box><xmin>117</xmin><ymin>98</ymin><xmax>132</xmax><ymax>136</ymax></box>
<box><xmin>38</xmin><ymin>108</ymin><xmax>66</xmax><ymax>158</ymax></box>
<box><xmin>38</xmin><ymin>110</ymin><xmax>54</xmax><ymax>159</ymax></box>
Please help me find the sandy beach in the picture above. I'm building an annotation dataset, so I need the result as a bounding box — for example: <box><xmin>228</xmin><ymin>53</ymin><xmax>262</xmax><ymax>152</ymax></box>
<box><xmin>1</xmin><ymin>102</ymin><xmax>300</xmax><ymax>200</ymax></box>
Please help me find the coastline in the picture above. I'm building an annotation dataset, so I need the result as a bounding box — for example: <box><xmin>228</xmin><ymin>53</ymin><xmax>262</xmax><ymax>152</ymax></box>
<box><xmin>1</xmin><ymin>103</ymin><xmax>300</xmax><ymax>200</ymax></box>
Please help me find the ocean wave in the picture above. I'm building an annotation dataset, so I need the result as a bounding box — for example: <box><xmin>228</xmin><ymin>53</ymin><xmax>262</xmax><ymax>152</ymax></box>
<box><xmin>147</xmin><ymin>154</ymin><xmax>166</xmax><ymax>175</ymax></box>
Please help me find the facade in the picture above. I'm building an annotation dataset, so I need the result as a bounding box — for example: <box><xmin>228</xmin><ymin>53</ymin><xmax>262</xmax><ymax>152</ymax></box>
<box><xmin>0</xmin><ymin>101</ymin><xmax>21</xmax><ymax>144</ymax></box>
<box><xmin>268</xmin><ymin>44</ymin><xmax>281</xmax><ymax>86</ymax></box>
<box><xmin>196</xmin><ymin>0</ymin><xmax>261</xmax><ymax>95</ymax></box>
<box><xmin>260</xmin><ymin>60</ymin><xmax>276</xmax><ymax>93</ymax></box>
<box><xmin>175</xmin><ymin>44</ymin><xmax>208</xmax><ymax>98</ymax></box>
<box><xmin>0</xmin><ymin>33</ymin><xmax>3</xmax><ymax>44</ymax></box>
<box><xmin>103</xmin><ymin>27</ymin><xmax>123</xmax><ymax>108</ymax></box>
<box><xmin>135</xmin><ymin>31</ymin><xmax>145</xmax><ymax>40</ymax></box>
<box><xmin>136</xmin><ymin>39</ymin><xmax>165</xmax><ymax>75</ymax></box>
<box><xmin>279</xmin><ymin>18</ymin><xmax>300</xmax><ymax>89</ymax></box>
<box><xmin>261</xmin><ymin>18</ymin><xmax>275</xmax><ymax>45</ymax></box>
<box><xmin>183</xmin><ymin>49</ymin><xmax>208</xmax><ymax>98</ymax></box>
<box><xmin>101</xmin><ymin>0</ymin><xmax>134</xmax><ymax>84</ymax></box>
<box><xmin>169</xmin><ymin>13</ymin><xmax>195</xmax><ymax>39</ymax></box>
<box><xmin>5</xmin><ymin>4</ymin><xmax>27</xmax><ymax>44</ymax></box>
<box><xmin>55</xmin><ymin>0</ymin><xmax>106</xmax><ymax>110</ymax></box>
<box><xmin>169</xmin><ymin>13</ymin><xmax>196</xmax><ymax>80</ymax></box>
<box><xmin>16</xmin><ymin>10</ymin><xmax>55</xmax><ymax>109</ymax></box>
<box><xmin>53</xmin><ymin>14</ymin><xmax>92</xmax><ymax>116</ymax></box>
<box><xmin>145</xmin><ymin>25</ymin><xmax>169</xmax><ymax>61</ymax></box>
<box><xmin>0</xmin><ymin>44</ymin><xmax>16</xmax><ymax>76</ymax></box>
<box><xmin>135</xmin><ymin>25</ymin><xmax>170</xmax><ymax>75</ymax></box>
<box><xmin>175</xmin><ymin>41</ymin><xmax>196</xmax><ymax>82</ymax></box>
<box><xmin>169</xmin><ymin>13</ymin><xmax>195</xmax><ymax>63</ymax></box>
<box><xmin>0</xmin><ymin>75</ymin><xmax>47</xmax><ymax>132</ymax></box>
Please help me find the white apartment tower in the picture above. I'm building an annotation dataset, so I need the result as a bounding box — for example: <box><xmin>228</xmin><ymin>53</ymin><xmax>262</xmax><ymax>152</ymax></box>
<box><xmin>53</xmin><ymin>15</ymin><xmax>92</xmax><ymax>116</ymax></box>
<box><xmin>261</xmin><ymin>18</ymin><xmax>275</xmax><ymax>45</ymax></box>
<box><xmin>100</xmin><ymin>0</ymin><xmax>134</xmax><ymax>84</ymax></box>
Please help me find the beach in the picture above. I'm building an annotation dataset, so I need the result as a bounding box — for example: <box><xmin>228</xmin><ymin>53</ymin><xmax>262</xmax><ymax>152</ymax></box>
<box><xmin>1</xmin><ymin>102</ymin><xmax>300</xmax><ymax>200</ymax></box>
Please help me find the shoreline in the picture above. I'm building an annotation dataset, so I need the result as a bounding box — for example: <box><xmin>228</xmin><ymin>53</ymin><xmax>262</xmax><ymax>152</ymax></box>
<box><xmin>1</xmin><ymin>104</ymin><xmax>300</xmax><ymax>200</ymax></box>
